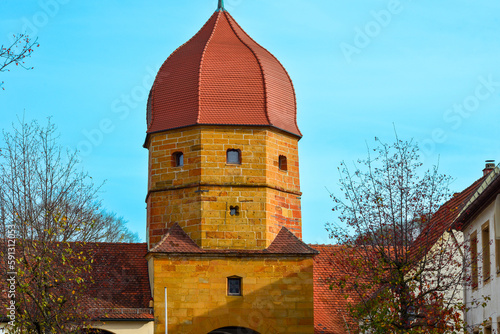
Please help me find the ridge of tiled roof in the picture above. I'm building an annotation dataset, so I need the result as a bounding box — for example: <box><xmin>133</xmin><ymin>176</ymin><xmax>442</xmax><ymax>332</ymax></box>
<box><xmin>149</xmin><ymin>223</ymin><xmax>318</xmax><ymax>255</ymax></box>
<box><xmin>146</xmin><ymin>9</ymin><xmax>301</xmax><ymax>138</ymax></box>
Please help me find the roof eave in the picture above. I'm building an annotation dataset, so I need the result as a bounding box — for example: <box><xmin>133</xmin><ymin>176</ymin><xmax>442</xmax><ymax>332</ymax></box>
<box><xmin>453</xmin><ymin>173</ymin><xmax>500</xmax><ymax>231</ymax></box>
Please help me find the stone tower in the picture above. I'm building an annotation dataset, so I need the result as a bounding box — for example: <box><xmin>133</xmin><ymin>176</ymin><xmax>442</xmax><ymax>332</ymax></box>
<box><xmin>145</xmin><ymin>4</ymin><xmax>303</xmax><ymax>251</ymax></box>
<box><xmin>145</xmin><ymin>3</ymin><xmax>317</xmax><ymax>333</ymax></box>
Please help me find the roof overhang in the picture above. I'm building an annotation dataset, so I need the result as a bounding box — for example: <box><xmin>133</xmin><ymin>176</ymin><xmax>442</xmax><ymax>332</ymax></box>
<box><xmin>453</xmin><ymin>167</ymin><xmax>500</xmax><ymax>232</ymax></box>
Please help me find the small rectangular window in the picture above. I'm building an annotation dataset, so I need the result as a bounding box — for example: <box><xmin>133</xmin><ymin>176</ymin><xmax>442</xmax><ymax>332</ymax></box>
<box><xmin>172</xmin><ymin>152</ymin><xmax>184</xmax><ymax>167</ymax></box>
<box><xmin>482</xmin><ymin>222</ymin><xmax>491</xmax><ymax>282</ymax></box>
<box><xmin>226</xmin><ymin>149</ymin><xmax>241</xmax><ymax>164</ymax></box>
<box><xmin>471</xmin><ymin>231</ymin><xmax>478</xmax><ymax>288</ymax></box>
<box><xmin>279</xmin><ymin>155</ymin><xmax>287</xmax><ymax>171</ymax></box>
<box><xmin>227</xmin><ymin>277</ymin><xmax>242</xmax><ymax>296</ymax></box>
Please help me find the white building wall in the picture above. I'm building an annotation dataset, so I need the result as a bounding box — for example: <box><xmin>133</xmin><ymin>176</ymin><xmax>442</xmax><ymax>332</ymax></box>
<box><xmin>463</xmin><ymin>201</ymin><xmax>500</xmax><ymax>332</ymax></box>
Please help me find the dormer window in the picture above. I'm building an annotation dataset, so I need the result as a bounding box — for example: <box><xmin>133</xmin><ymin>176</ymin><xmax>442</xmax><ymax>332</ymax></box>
<box><xmin>226</xmin><ymin>149</ymin><xmax>241</xmax><ymax>164</ymax></box>
<box><xmin>279</xmin><ymin>155</ymin><xmax>287</xmax><ymax>171</ymax></box>
<box><xmin>172</xmin><ymin>151</ymin><xmax>184</xmax><ymax>167</ymax></box>
<box><xmin>227</xmin><ymin>276</ymin><xmax>242</xmax><ymax>296</ymax></box>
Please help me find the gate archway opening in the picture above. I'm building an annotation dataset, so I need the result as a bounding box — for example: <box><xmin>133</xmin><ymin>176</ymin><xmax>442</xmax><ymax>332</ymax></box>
<box><xmin>208</xmin><ymin>326</ymin><xmax>261</xmax><ymax>334</ymax></box>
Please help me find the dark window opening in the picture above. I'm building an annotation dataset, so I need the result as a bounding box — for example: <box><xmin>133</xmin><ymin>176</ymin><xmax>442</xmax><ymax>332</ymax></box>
<box><xmin>227</xmin><ymin>276</ymin><xmax>242</xmax><ymax>296</ymax></box>
<box><xmin>496</xmin><ymin>230</ymin><xmax>500</xmax><ymax>274</ymax></box>
<box><xmin>229</xmin><ymin>205</ymin><xmax>239</xmax><ymax>216</ymax></box>
<box><xmin>471</xmin><ymin>231</ymin><xmax>478</xmax><ymax>288</ymax></box>
<box><xmin>173</xmin><ymin>151</ymin><xmax>184</xmax><ymax>167</ymax></box>
<box><xmin>279</xmin><ymin>155</ymin><xmax>287</xmax><ymax>171</ymax></box>
<box><xmin>482</xmin><ymin>222</ymin><xmax>491</xmax><ymax>282</ymax></box>
<box><xmin>227</xmin><ymin>149</ymin><xmax>241</xmax><ymax>164</ymax></box>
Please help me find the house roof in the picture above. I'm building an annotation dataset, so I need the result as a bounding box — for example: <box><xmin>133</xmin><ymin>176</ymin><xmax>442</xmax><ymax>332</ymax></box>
<box><xmin>85</xmin><ymin>242</ymin><xmax>153</xmax><ymax>320</ymax></box>
<box><xmin>409</xmin><ymin>174</ymin><xmax>487</xmax><ymax>262</ymax></box>
<box><xmin>310</xmin><ymin>244</ymin><xmax>359</xmax><ymax>334</ymax></box>
<box><xmin>0</xmin><ymin>242</ymin><xmax>153</xmax><ymax>321</ymax></box>
<box><xmin>146</xmin><ymin>8</ymin><xmax>301</xmax><ymax>138</ymax></box>
<box><xmin>309</xmin><ymin>173</ymin><xmax>493</xmax><ymax>334</ymax></box>
<box><xmin>453</xmin><ymin>167</ymin><xmax>500</xmax><ymax>230</ymax></box>
<box><xmin>149</xmin><ymin>223</ymin><xmax>318</xmax><ymax>256</ymax></box>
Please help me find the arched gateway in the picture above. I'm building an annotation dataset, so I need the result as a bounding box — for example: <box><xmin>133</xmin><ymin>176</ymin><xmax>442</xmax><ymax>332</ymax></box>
<box><xmin>208</xmin><ymin>327</ymin><xmax>260</xmax><ymax>334</ymax></box>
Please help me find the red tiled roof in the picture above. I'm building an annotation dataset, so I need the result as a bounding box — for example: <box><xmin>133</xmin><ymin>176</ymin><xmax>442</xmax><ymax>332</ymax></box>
<box><xmin>149</xmin><ymin>223</ymin><xmax>203</xmax><ymax>253</ymax></box>
<box><xmin>84</xmin><ymin>242</ymin><xmax>153</xmax><ymax>320</ymax></box>
<box><xmin>150</xmin><ymin>223</ymin><xmax>318</xmax><ymax>255</ymax></box>
<box><xmin>0</xmin><ymin>242</ymin><xmax>153</xmax><ymax>321</ymax></box>
<box><xmin>147</xmin><ymin>9</ymin><xmax>301</xmax><ymax>137</ymax></box>
<box><xmin>409</xmin><ymin>175</ymin><xmax>486</xmax><ymax>262</ymax></box>
<box><xmin>309</xmin><ymin>176</ymin><xmax>488</xmax><ymax>333</ymax></box>
<box><xmin>310</xmin><ymin>245</ymin><xmax>358</xmax><ymax>334</ymax></box>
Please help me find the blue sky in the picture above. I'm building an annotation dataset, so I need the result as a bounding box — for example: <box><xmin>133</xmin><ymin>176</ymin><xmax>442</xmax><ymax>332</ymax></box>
<box><xmin>1</xmin><ymin>0</ymin><xmax>499</xmax><ymax>243</ymax></box>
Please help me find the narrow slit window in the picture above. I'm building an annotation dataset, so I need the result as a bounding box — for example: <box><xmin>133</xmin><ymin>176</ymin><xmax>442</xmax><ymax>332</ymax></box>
<box><xmin>226</xmin><ymin>149</ymin><xmax>241</xmax><ymax>164</ymax></box>
<box><xmin>279</xmin><ymin>155</ymin><xmax>287</xmax><ymax>171</ymax></box>
<box><xmin>172</xmin><ymin>152</ymin><xmax>184</xmax><ymax>167</ymax></box>
<box><xmin>482</xmin><ymin>222</ymin><xmax>491</xmax><ymax>281</ymax></box>
<box><xmin>227</xmin><ymin>276</ymin><xmax>242</xmax><ymax>296</ymax></box>
<box><xmin>471</xmin><ymin>231</ymin><xmax>478</xmax><ymax>288</ymax></box>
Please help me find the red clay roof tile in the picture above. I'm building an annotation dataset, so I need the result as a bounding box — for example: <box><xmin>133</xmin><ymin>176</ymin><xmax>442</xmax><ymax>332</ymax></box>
<box><xmin>82</xmin><ymin>242</ymin><xmax>153</xmax><ymax>320</ymax></box>
<box><xmin>0</xmin><ymin>242</ymin><xmax>153</xmax><ymax>321</ymax></box>
<box><xmin>310</xmin><ymin>244</ymin><xmax>359</xmax><ymax>334</ymax></box>
<box><xmin>147</xmin><ymin>10</ymin><xmax>301</xmax><ymax>137</ymax></box>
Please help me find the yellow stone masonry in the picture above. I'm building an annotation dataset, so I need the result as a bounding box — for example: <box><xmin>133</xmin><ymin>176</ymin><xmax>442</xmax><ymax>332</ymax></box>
<box><xmin>146</xmin><ymin>125</ymin><xmax>302</xmax><ymax>250</ymax></box>
<box><xmin>149</xmin><ymin>255</ymin><xmax>315</xmax><ymax>334</ymax></box>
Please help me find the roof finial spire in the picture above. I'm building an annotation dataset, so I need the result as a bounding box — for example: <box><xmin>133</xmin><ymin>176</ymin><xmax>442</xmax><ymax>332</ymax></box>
<box><xmin>217</xmin><ymin>0</ymin><xmax>225</xmax><ymax>11</ymax></box>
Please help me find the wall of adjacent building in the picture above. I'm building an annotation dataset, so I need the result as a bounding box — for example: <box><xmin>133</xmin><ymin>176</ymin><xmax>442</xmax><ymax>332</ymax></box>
<box><xmin>150</xmin><ymin>254</ymin><xmax>315</xmax><ymax>334</ymax></box>
<box><xmin>463</xmin><ymin>201</ymin><xmax>500</xmax><ymax>332</ymax></box>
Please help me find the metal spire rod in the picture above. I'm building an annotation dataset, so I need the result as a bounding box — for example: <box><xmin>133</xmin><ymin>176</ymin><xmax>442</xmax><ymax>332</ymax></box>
<box><xmin>218</xmin><ymin>0</ymin><xmax>224</xmax><ymax>10</ymax></box>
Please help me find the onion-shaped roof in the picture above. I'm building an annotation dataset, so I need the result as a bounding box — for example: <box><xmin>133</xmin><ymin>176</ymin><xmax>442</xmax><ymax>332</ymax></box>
<box><xmin>146</xmin><ymin>8</ymin><xmax>301</xmax><ymax>137</ymax></box>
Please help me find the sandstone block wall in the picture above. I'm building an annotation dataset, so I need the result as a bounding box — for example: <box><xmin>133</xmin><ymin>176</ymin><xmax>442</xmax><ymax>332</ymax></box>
<box><xmin>146</xmin><ymin>126</ymin><xmax>303</xmax><ymax>249</ymax></box>
<box><xmin>151</xmin><ymin>255</ymin><xmax>315</xmax><ymax>334</ymax></box>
